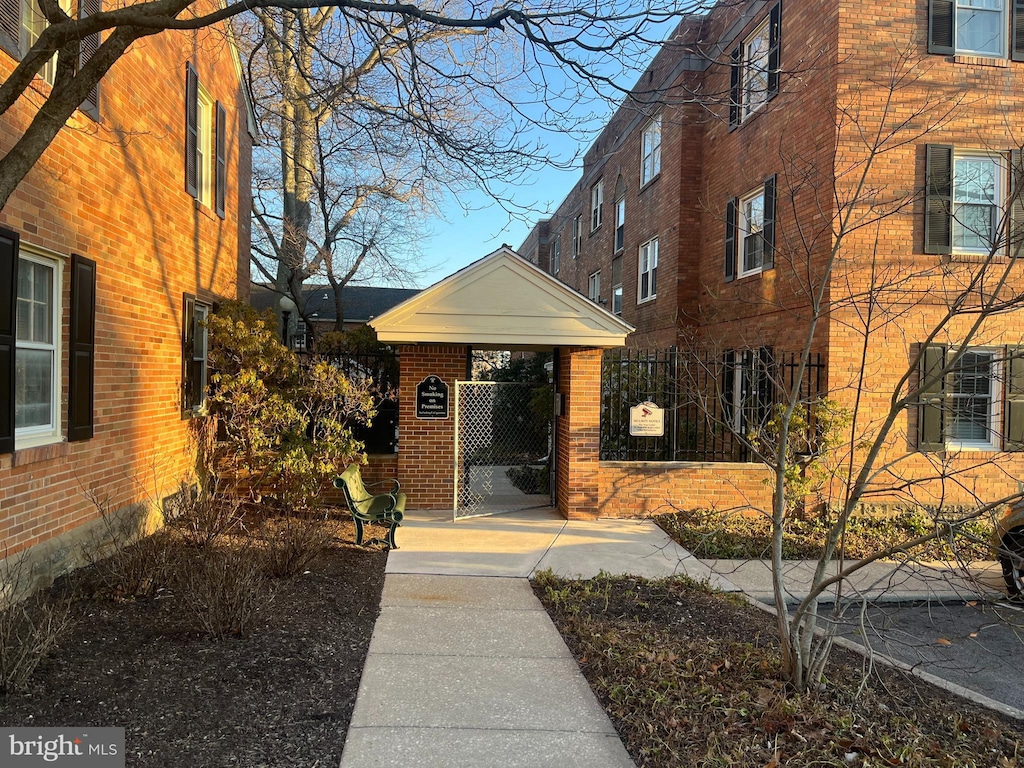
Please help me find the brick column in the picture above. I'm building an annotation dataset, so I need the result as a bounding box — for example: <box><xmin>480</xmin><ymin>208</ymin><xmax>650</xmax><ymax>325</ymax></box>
<box><xmin>556</xmin><ymin>347</ymin><xmax>603</xmax><ymax>520</ymax></box>
<box><xmin>396</xmin><ymin>345</ymin><xmax>467</xmax><ymax>509</ymax></box>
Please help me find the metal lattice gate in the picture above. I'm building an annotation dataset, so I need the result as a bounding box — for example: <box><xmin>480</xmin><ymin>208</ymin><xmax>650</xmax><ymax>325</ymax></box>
<box><xmin>454</xmin><ymin>381</ymin><xmax>553</xmax><ymax>519</ymax></box>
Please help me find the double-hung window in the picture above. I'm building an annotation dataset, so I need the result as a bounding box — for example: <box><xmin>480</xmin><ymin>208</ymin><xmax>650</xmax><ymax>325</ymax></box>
<box><xmin>551</xmin><ymin>234</ymin><xmax>561</xmax><ymax>275</ymax></box>
<box><xmin>182</xmin><ymin>296</ymin><xmax>210</xmax><ymax>413</ymax></box>
<box><xmin>929</xmin><ymin>0</ymin><xmax>1011</xmax><ymax>57</ymax></box>
<box><xmin>15</xmin><ymin>252</ymin><xmax>59</xmax><ymax>444</ymax></box>
<box><xmin>590</xmin><ymin>180</ymin><xmax>604</xmax><ymax>232</ymax></box>
<box><xmin>725</xmin><ymin>176</ymin><xmax>777</xmax><ymax>281</ymax></box>
<box><xmin>918</xmin><ymin>344</ymin><xmax>1008</xmax><ymax>450</ymax></box>
<box><xmin>614</xmin><ymin>198</ymin><xmax>625</xmax><ymax>252</ymax></box>
<box><xmin>638</xmin><ymin>238</ymin><xmax>658</xmax><ymax>303</ymax></box>
<box><xmin>572</xmin><ymin>215</ymin><xmax>583</xmax><ymax>258</ymax></box>
<box><xmin>641</xmin><ymin>117</ymin><xmax>661</xmax><ymax>185</ymax></box>
<box><xmin>722</xmin><ymin>348</ymin><xmax>774</xmax><ymax>435</ymax></box>
<box><xmin>185</xmin><ymin>64</ymin><xmax>227</xmax><ymax>218</ymax></box>
<box><xmin>729</xmin><ymin>3</ymin><xmax>781</xmax><ymax>128</ymax></box>
<box><xmin>588</xmin><ymin>271</ymin><xmax>601</xmax><ymax>303</ymax></box>
<box><xmin>611</xmin><ymin>256</ymin><xmax>623</xmax><ymax>314</ymax></box>
<box><xmin>740</xmin><ymin>189</ymin><xmax>766</xmax><ymax>275</ymax></box>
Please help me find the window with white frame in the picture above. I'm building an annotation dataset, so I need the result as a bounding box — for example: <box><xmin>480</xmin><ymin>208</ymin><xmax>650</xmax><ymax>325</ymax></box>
<box><xmin>743</xmin><ymin>19</ymin><xmax>771</xmax><ymax>118</ymax></box>
<box><xmin>18</xmin><ymin>0</ymin><xmax>73</xmax><ymax>85</ymax></box>
<box><xmin>638</xmin><ymin>238</ymin><xmax>658</xmax><ymax>302</ymax></box>
<box><xmin>573</xmin><ymin>215</ymin><xmax>583</xmax><ymax>257</ymax></box>
<box><xmin>590</xmin><ymin>180</ymin><xmax>604</xmax><ymax>231</ymax></box>
<box><xmin>551</xmin><ymin>234</ymin><xmax>561</xmax><ymax>275</ymax></box>
<box><xmin>641</xmin><ymin>117</ymin><xmax>661</xmax><ymax>185</ymax></box>
<box><xmin>918</xmin><ymin>344</ymin><xmax>1008</xmax><ymax>451</ymax></box>
<box><xmin>953</xmin><ymin>152</ymin><xmax>1002</xmax><ymax>255</ymax></box>
<box><xmin>949</xmin><ymin>350</ymin><xmax>1000</xmax><ymax>446</ymax></box>
<box><xmin>182</xmin><ymin>296</ymin><xmax>210</xmax><ymax>412</ymax></box>
<box><xmin>956</xmin><ymin>0</ymin><xmax>1005</xmax><ymax>56</ymax></box>
<box><xmin>195</xmin><ymin>85</ymin><xmax>215</xmax><ymax>207</ymax></box>
<box><xmin>611</xmin><ymin>256</ymin><xmax>623</xmax><ymax>314</ymax></box>
<box><xmin>588</xmin><ymin>271</ymin><xmax>601</xmax><ymax>303</ymax></box>
<box><xmin>740</xmin><ymin>189</ymin><xmax>766</xmax><ymax>275</ymax></box>
<box><xmin>614</xmin><ymin>197</ymin><xmax>625</xmax><ymax>252</ymax></box>
<box><xmin>15</xmin><ymin>252</ymin><xmax>60</xmax><ymax>444</ymax></box>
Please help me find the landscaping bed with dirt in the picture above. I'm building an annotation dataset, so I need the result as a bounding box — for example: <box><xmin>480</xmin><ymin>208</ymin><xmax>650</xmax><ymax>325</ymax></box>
<box><xmin>0</xmin><ymin>516</ymin><xmax>385</xmax><ymax>768</ymax></box>
<box><xmin>534</xmin><ymin>571</ymin><xmax>1024</xmax><ymax>767</ymax></box>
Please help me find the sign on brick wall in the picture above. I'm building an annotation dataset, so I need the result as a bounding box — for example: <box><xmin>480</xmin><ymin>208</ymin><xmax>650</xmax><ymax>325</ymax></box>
<box><xmin>629</xmin><ymin>401</ymin><xmax>664</xmax><ymax>437</ymax></box>
<box><xmin>415</xmin><ymin>375</ymin><xmax>449</xmax><ymax>419</ymax></box>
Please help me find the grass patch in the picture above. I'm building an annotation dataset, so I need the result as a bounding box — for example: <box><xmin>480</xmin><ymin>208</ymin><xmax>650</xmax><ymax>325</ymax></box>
<box><xmin>533</xmin><ymin>571</ymin><xmax>1022</xmax><ymax>767</ymax></box>
<box><xmin>656</xmin><ymin>508</ymin><xmax>994</xmax><ymax>562</ymax></box>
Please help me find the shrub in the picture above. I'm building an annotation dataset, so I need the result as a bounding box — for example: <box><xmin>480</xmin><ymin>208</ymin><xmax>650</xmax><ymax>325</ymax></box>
<box><xmin>0</xmin><ymin>559</ymin><xmax>71</xmax><ymax>693</ymax></box>
<box><xmin>174</xmin><ymin>544</ymin><xmax>272</xmax><ymax>639</ymax></box>
<box><xmin>259</xmin><ymin>513</ymin><xmax>332</xmax><ymax>578</ymax></box>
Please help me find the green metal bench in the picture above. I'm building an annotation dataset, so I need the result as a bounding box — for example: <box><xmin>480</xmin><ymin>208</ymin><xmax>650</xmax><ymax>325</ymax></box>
<box><xmin>334</xmin><ymin>464</ymin><xmax>406</xmax><ymax>549</ymax></box>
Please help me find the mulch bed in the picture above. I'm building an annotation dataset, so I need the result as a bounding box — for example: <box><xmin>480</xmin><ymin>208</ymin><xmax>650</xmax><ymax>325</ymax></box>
<box><xmin>0</xmin><ymin>519</ymin><xmax>386</xmax><ymax>768</ymax></box>
<box><xmin>534</xmin><ymin>572</ymin><xmax>1024</xmax><ymax>767</ymax></box>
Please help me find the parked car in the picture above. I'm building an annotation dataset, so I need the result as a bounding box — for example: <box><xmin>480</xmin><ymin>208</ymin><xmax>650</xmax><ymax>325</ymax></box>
<box><xmin>995</xmin><ymin>505</ymin><xmax>1024</xmax><ymax>598</ymax></box>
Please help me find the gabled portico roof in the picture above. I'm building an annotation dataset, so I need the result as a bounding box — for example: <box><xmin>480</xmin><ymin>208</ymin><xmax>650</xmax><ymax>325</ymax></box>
<box><xmin>369</xmin><ymin>247</ymin><xmax>634</xmax><ymax>349</ymax></box>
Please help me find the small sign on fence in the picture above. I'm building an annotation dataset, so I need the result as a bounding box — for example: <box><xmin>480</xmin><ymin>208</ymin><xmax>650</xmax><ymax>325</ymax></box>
<box><xmin>629</xmin><ymin>401</ymin><xmax>664</xmax><ymax>437</ymax></box>
<box><xmin>416</xmin><ymin>375</ymin><xmax>450</xmax><ymax>419</ymax></box>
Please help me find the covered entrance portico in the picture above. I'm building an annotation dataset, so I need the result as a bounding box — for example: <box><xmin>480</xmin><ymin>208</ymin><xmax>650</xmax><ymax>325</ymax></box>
<box><xmin>369</xmin><ymin>247</ymin><xmax>633</xmax><ymax>520</ymax></box>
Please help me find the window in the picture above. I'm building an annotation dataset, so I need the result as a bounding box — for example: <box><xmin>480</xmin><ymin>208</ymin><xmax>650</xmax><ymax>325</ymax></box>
<box><xmin>551</xmin><ymin>234</ymin><xmax>561</xmax><ymax>275</ymax></box>
<box><xmin>740</xmin><ymin>189</ymin><xmax>766</xmax><ymax>275</ymax></box>
<box><xmin>918</xmin><ymin>345</ymin><xmax>1007</xmax><ymax>450</ymax></box>
<box><xmin>924</xmin><ymin>145</ymin><xmax>1009</xmax><ymax>256</ymax></box>
<box><xmin>590</xmin><ymin>180</ymin><xmax>604</xmax><ymax>232</ymax></box>
<box><xmin>614</xmin><ymin>197</ymin><xmax>625</xmax><ymax>252</ymax></box>
<box><xmin>573</xmin><ymin>215</ymin><xmax>583</xmax><ymax>258</ymax></box>
<box><xmin>638</xmin><ymin>238</ymin><xmax>658</xmax><ymax>303</ymax></box>
<box><xmin>182</xmin><ymin>296</ymin><xmax>210</xmax><ymax>412</ymax></box>
<box><xmin>743</xmin><ymin>19</ymin><xmax>771</xmax><ymax>118</ymax></box>
<box><xmin>729</xmin><ymin>3</ymin><xmax>781</xmax><ymax>128</ymax></box>
<box><xmin>15</xmin><ymin>253</ymin><xmax>59</xmax><ymax>443</ymax></box>
<box><xmin>930</xmin><ymin>0</ymin><xmax>1010</xmax><ymax>57</ymax></box>
<box><xmin>725</xmin><ymin>176</ymin><xmax>777</xmax><ymax>281</ymax></box>
<box><xmin>641</xmin><ymin>117</ymin><xmax>661</xmax><ymax>185</ymax></box>
<box><xmin>611</xmin><ymin>256</ymin><xmax>623</xmax><ymax>314</ymax></box>
<box><xmin>722</xmin><ymin>348</ymin><xmax>774</xmax><ymax>435</ymax></box>
<box><xmin>588</xmin><ymin>271</ymin><xmax>601</xmax><ymax>303</ymax></box>
<box><xmin>185</xmin><ymin>64</ymin><xmax>227</xmax><ymax>218</ymax></box>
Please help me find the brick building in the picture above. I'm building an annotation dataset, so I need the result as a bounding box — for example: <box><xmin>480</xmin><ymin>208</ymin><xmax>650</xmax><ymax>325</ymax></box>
<box><xmin>520</xmin><ymin>0</ymin><xmax>1024</xmax><ymax>510</ymax></box>
<box><xmin>0</xmin><ymin>4</ymin><xmax>253</xmax><ymax>586</ymax></box>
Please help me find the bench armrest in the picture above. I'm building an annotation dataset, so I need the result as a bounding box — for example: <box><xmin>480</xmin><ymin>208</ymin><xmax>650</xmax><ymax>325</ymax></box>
<box><xmin>365</xmin><ymin>478</ymin><xmax>400</xmax><ymax>494</ymax></box>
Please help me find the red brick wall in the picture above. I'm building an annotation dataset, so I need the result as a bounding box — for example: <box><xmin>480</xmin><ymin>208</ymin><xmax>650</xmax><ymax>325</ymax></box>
<box><xmin>556</xmin><ymin>347</ymin><xmax>603</xmax><ymax>519</ymax></box>
<box><xmin>395</xmin><ymin>345</ymin><xmax>467</xmax><ymax>508</ymax></box>
<box><xmin>0</xmin><ymin>10</ymin><xmax>251</xmax><ymax>559</ymax></box>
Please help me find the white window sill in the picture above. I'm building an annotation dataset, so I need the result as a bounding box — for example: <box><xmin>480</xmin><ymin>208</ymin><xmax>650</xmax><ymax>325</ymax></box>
<box><xmin>15</xmin><ymin>431</ymin><xmax>62</xmax><ymax>452</ymax></box>
<box><xmin>945</xmin><ymin>441</ymin><xmax>1000</xmax><ymax>453</ymax></box>
<box><xmin>739</xmin><ymin>268</ymin><xmax>765</xmax><ymax>279</ymax></box>
<box><xmin>637</xmin><ymin>295</ymin><xmax>657</xmax><ymax>305</ymax></box>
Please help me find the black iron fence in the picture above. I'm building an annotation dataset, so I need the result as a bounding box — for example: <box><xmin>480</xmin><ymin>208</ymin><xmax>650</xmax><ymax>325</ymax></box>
<box><xmin>601</xmin><ymin>347</ymin><xmax>826</xmax><ymax>463</ymax></box>
<box><xmin>315</xmin><ymin>350</ymin><xmax>400</xmax><ymax>454</ymax></box>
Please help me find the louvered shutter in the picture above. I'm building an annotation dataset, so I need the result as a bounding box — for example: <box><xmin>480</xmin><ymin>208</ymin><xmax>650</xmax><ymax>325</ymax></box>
<box><xmin>919</xmin><ymin>344</ymin><xmax>946</xmax><ymax>451</ymax></box>
<box><xmin>0</xmin><ymin>0</ymin><xmax>18</xmax><ymax>54</ymax></box>
<box><xmin>1014</xmin><ymin>0</ymin><xmax>1024</xmax><ymax>61</ymax></box>
<box><xmin>762</xmin><ymin>175</ymin><xmax>776</xmax><ymax>270</ymax></box>
<box><xmin>929</xmin><ymin>0</ymin><xmax>955</xmax><ymax>55</ymax></box>
<box><xmin>215</xmin><ymin>102</ymin><xmax>226</xmax><ymax>218</ymax></box>
<box><xmin>0</xmin><ymin>228</ymin><xmax>18</xmax><ymax>455</ymax></box>
<box><xmin>185</xmin><ymin>64</ymin><xmax>198</xmax><ymax>198</ymax></box>
<box><xmin>729</xmin><ymin>45</ymin><xmax>741</xmax><ymax>129</ymax></box>
<box><xmin>182</xmin><ymin>295</ymin><xmax>194</xmax><ymax>410</ymax></box>
<box><xmin>725</xmin><ymin>197</ymin><xmax>737</xmax><ymax>282</ymax></box>
<box><xmin>1010</xmin><ymin>150</ymin><xmax>1024</xmax><ymax>258</ymax></box>
<box><xmin>79</xmin><ymin>0</ymin><xmax>100</xmax><ymax>120</ymax></box>
<box><xmin>1005</xmin><ymin>347</ymin><xmax>1024</xmax><ymax>450</ymax></box>
<box><xmin>924</xmin><ymin>144</ymin><xmax>953</xmax><ymax>255</ymax></box>
<box><xmin>68</xmin><ymin>254</ymin><xmax>96</xmax><ymax>442</ymax></box>
<box><xmin>767</xmin><ymin>2</ymin><xmax>782</xmax><ymax>99</ymax></box>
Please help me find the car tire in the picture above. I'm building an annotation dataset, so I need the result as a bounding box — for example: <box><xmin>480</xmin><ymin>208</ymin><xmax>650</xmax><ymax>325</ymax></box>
<box><xmin>1000</xmin><ymin>526</ymin><xmax>1024</xmax><ymax>598</ymax></box>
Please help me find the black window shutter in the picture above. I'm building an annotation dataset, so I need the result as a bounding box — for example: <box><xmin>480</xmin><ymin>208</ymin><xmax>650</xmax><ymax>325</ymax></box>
<box><xmin>182</xmin><ymin>295</ymin><xmax>195</xmax><ymax>410</ymax></box>
<box><xmin>918</xmin><ymin>344</ymin><xmax>946</xmax><ymax>451</ymax></box>
<box><xmin>0</xmin><ymin>228</ymin><xmax>19</xmax><ymax>455</ymax></box>
<box><xmin>79</xmin><ymin>0</ymin><xmax>101</xmax><ymax>120</ymax></box>
<box><xmin>762</xmin><ymin>174</ymin><xmax>777</xmax><ymax>270</ymax></box>
<box><xmin>929</xmin><ymin>0</ymin><xmax>955</xmax><ymax>55</ymax></box>
<box><xmin>0</xmin><ymin>0</ymin><xmax>19</xmax><ymax>55</ymax></box>
<box><xmin>185</xmin><ymin>64</ymin><xmax>199</xmax><ymax>198</ymax></box>
<box><xmin>68</xmin><ymin>254</ymin><xmax>96</xmax><ymax>442</ymax></box>
<box><xmin>1014</xmin><ymin>0</ymin><xmax>1024</xmax><ymax>61</ymax></box>
<box><xmin>1006</xmin><ymin>346</ymin><xmax>1024</xmax><ymax>450</ymax></box>
<box><xmin>729</xmin><ymin>45</ymin><xmax>741</xmax><ymax>129</ymax></box>
<box><xmin>1011</xmin><ymin>150</ymin><xmax>1024</xmax><ymax>257</ymax></box>
<box><xmin>215</xmin><ymin>101</ymin><xmax>226</xmax><ymax>219</ymax></box>
<box><xmin>924</xmin><ymin>144</ymin><xmax>953</xmax><ymax>255</ymax></box>
<box><xmin>725</xmin><ymin>197</ymin><xmax>737</xmax><ymax>282</ymax></box>
<box><xmin>767</xmin><ymin>2</ymin><xmax>782</xmax><ymax>99</ymax></box>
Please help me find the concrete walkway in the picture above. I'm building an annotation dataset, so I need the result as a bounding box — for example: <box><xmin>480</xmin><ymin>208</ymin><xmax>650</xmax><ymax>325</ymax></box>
<box><xmin>339</xmin><ymin>508</ymin><xmax>720</xmax><ymax>768</ymax></box>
